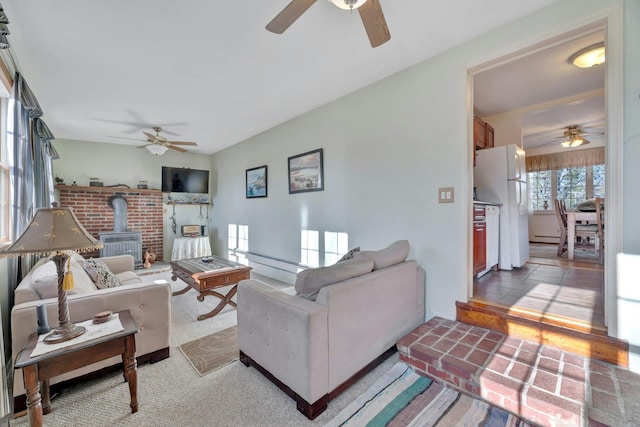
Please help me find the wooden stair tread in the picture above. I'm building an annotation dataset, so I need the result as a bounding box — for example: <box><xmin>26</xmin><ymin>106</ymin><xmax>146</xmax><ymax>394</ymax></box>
<box><xmin>469</xmin><ymin>297</ymin><xmax>607</xmax><ymax>335</ymax></box>
<box><xmin>456</xmin><ymin>300</ymin><xmax>628</xmax><ymax>367</ymax></box>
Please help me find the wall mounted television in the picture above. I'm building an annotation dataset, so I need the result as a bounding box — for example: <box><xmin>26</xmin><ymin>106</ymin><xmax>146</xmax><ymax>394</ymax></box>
<box><xmin>161</xmin><ymin>167</ymin><xmax>209</xmax><ymax>194</ymax></box>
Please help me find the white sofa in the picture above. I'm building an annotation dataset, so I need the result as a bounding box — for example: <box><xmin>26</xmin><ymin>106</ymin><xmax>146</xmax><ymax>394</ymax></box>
<box><xmin>237</xmin><ymin>240</ymin><xmax>425</xmax><ymax>419</ymax></box>
<box><xmin>10</xmin><ymin>252</ymin><xmax>172</xmax><ymax>410</ymax></box>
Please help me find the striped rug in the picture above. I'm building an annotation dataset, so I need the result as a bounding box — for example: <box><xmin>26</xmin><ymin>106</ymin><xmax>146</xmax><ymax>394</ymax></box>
<box><xmin>326</xmin><ymin>362</ymin><xmax>532</xmax><ymax>427</ymax></box>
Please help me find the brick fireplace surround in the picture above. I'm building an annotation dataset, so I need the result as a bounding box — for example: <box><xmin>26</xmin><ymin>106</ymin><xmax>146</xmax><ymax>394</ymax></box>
<box><xmin>57</xmin><ymin>185</ymin><xmax>163</xmax><ymax>262</ymax></box>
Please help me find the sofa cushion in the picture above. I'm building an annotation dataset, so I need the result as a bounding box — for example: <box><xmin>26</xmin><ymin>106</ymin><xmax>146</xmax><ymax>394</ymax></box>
<box><xmin>355</xmin><ymin>240</ymin><xmax>410</xmax><ymax>270</ymax></box>
<box><xmin>295</xmin><ymin>257</ymin><xmax>374</xmax><ymax>301</ymax></box>
<box><xmin>116</xmin><ymin>271</ymin><xmax>143</xmax><ymax>286</ymax></box>
<box><xmin>84</xmin><ymin>259</ymin><xmax>122</xmax><ymax>289</ymax></box>
<box><xmin>32</xmin><ymin>259</ymin><xmax>97</xmax><ymax>299</ymax></box>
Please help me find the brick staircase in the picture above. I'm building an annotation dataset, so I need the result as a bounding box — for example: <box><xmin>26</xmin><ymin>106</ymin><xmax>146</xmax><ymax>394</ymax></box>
<box><xmin>397</xmin><ymin>316</ymin><xmax>639</xmax><ymax>426</ymax></box>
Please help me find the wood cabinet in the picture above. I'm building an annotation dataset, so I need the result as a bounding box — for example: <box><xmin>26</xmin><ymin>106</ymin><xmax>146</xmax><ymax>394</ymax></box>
<box><xmin>473</xmin><ymin>204</ymin><xmax>487</xmax><ymax>276</ymax></box>
<box><xmin>473</xmin><ymin>222</ymin><xmax>487</xmax><ymax>276</ymax></box>
<box><xmin>474</xmin><ymin>116</ymin><xmax>486</xmax><ymax>149</ymax></box>
<box><xmin>473</xmin><ymin>116</ymin><xmax>494</xmax><ymax>150</ymax></box>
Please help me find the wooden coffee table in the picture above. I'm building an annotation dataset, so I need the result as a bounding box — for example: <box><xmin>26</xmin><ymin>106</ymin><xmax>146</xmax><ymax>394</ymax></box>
<box><xmin>171</xmin><ymin>256</ymin><xmax>252</xmax><ymax>321</ymax></box>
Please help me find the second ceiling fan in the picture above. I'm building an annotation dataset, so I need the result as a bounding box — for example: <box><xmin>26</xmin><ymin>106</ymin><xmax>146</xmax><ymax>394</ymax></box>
<box><xmin>266</xmin><ymin>0</ymin><xmax>390</xmax><ymax>48</ymax></box>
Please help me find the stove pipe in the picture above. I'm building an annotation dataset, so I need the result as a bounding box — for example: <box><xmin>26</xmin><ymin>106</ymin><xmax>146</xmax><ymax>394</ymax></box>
<box><xmin>108</xmin><ymin>195</ymin><xmax>128</xmax><ymax>232</ymax></box>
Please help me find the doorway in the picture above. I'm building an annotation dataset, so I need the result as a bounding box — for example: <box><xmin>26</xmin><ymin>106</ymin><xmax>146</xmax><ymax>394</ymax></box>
<box><xmin>469</xmin><ymin>26</ymin><xmax>610</xmax><ymax>332</ymax></box>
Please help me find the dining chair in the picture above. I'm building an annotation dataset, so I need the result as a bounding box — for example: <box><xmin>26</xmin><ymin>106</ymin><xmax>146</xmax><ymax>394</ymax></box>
<box><xmin>554</xmin><ymin>199</ymin><xmax>568</xmax><ymax>256</ymax></box>
<box><xmin>595</xmin><ymin>197</ymin><xmax>605</xmax><ymax>264</ymax></box>
<box><xmin>554</xmin><ymin>199</ymin><xmax>598</xmax><ymax>257</ymax></box>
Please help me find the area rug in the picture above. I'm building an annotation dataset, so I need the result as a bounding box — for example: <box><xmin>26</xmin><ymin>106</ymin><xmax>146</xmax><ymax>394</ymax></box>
<box><xmin>325</xmin><ymin>362</ymin><xmax>532</xmax><ymax>427</ymax></box>
<box><xmin>178</xmin><ymin>326</ymin><xmax>238</xmax><ymax>376</ymax></box>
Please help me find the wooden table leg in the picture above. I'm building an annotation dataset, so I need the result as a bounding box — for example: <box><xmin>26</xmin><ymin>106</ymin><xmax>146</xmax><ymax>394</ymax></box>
<box><xmin>196</xmin><ymin>285</ymin><xmax>238</xmax><ymax>321</ymax></box>
<box><xmin>568</xmin><ymin>214</ymin><xmax>576</xmax><ymax>260</ymax></box>
<box><xmin>171</xmin><ymin>275</ymin><xmax>192</xmax><ymax>296</ymax></box>
<box><xmin>123</xmin><ymin>335</ymin><xmax>138</xmax><ymax>413</ymax></box>
<box><xmin>23</xmin><ymin>365</ymin><xmax>43</xmax><ymax>427</ymax></box>
<box><xmin>41</xmin><ymin>379</ymin><xmax>51</xmax><ymax>415</ymax></box>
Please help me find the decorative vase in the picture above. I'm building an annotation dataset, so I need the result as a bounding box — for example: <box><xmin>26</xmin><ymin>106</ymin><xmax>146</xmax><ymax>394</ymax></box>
<box><xmin>143</xmin><ymin>253</ymin><xmax>151</xmax><ymax>269</ymax></box>
<box><xmin>543</xmin><ymin>200</ymin><xmax>549</xmax><ymax>210</ymax></box>
<box><xmin>145</xmin><ymin>247</ymin><xmax>156</xmax><ymax>264</ymax></box>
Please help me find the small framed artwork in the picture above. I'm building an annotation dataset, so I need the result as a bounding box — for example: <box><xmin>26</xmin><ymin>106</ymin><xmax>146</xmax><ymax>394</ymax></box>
<box><xmin>288</xmin><ymin>148</ymin><xmax>324</xmax><ymax>194</ymax></box>
<box><xmin>246</xmin><ymin>165</ymin><xmax>268</xmax><ymax>198</ymax></box>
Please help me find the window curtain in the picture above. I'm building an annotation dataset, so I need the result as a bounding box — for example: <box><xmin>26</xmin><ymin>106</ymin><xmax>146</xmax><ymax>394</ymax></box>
<box><xmin>8</xmin><ymin>72</ymin><xmax>57</xmax><ymax>302</ymax></box>
<box><xmin>525</xmin><ymin>147</ymin><xmax>605</xmax><ymax>172</ymax></box>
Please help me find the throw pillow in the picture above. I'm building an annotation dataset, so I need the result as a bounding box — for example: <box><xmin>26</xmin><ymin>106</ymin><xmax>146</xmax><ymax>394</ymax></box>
<box><xmin>355</xmin><ymin>240</ymin><xmax>410</xmax><ymax>270</ymax></box>
<box><xmin>338</xmin><ymin>247</ymin><xmax>360</xmax><ymax>262</ymax></box>
<box><xmin>31</xmin><ymin>261</ymin><xmax>59</xmax><ymax>299</ymax></box>
<box><xmin>83</xmin><ymin>260</ymin><xmax>99</xmax><ymax>283</ymax></box>
<box><xmin>295</xmin><ymin>257</ymin><xmax>374</xmax><ymax>301</ymax></box>
<box><xmin>84</xmin><ymin>259</ymin><xmax>121</xmax><ymax>289</ymax></box>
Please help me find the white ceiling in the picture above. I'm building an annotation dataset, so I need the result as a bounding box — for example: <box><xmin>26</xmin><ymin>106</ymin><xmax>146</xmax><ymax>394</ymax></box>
<box><xmin>2</xmin><ymin>0</ymin><xmax>561</xmax><ymax>155</ymax></box>
<box><xmin>474</xmin><ymin>30</ymin><xmax>605</xmax><ymax>149</ymax></box>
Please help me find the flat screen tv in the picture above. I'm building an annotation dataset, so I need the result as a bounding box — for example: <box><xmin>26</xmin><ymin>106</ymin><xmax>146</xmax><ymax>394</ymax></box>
<box><xmin>161</xmin><ymin>167</ymin><xmax>209</xmax><ymax>194</ymax></box>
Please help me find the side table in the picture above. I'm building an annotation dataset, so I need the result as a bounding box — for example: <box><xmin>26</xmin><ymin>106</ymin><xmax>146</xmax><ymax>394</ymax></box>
<box><xmin>14</xmin><ymin>310</ymin><xmax>139</xmax><ymax>427</ymax></box>
<box><xmin>171</xmin><ymin>236</ymin><xmax>212</xmax><ymax>261</ymax></box>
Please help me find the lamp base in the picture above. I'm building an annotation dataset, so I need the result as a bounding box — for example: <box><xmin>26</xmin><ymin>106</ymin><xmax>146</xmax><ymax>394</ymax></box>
<box><xmin>43</xmin><ymin>323</ymin><xmax>86</xmax><ymax>344</ymax></box>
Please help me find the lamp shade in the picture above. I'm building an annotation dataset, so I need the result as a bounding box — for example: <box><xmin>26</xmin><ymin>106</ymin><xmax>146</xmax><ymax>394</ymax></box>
<box><xmin>330</xmin><ymin>0</ymin><xmax>368</xmax><ymax>10</ymax></box>
<box><xmin>146</xmin><ymin>144</ymin><xmax>168</xmax><ymax>156</ymax></box>
<box><xmin>1</xmin><ymin>207</ymin><xmax>102</xmax><ymax>256</ymax></box>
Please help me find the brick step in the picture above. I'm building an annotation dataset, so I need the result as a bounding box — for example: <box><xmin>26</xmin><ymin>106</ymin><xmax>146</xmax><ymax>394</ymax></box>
<box><xmin>456</xmin><ymin>300</ymin><xmax>628</xmax><ymax>367</ymax></box>
<box><xmin>397</xmin><ymin>317</ymin><xmax>640</xmax><ymax>426</ymax></box>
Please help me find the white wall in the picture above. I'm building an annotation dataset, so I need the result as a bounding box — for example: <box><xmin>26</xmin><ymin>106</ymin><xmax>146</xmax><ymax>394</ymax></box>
<box><xmin>209</xmin><ymin>0</ymin><xmax>633</xmax><ymax>322</ymax></box>
<box><xmin>52</xmin><ymin>139</ymin><xmax>213</xmax><ymax>260</ymax></box>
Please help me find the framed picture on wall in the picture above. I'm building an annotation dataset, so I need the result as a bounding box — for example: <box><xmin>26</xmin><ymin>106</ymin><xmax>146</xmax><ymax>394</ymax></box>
<box><xmin>288</xmin><ymin>148</ymin><xmax>324</xmax><ymax>194</ymax></box>
<box><xmin>246</xmin><ymin>165</ymin><xmax>268</xmax><ymax>198</ymax></box>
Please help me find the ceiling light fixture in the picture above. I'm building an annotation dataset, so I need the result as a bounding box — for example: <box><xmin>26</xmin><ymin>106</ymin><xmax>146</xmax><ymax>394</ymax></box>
<box><xmin>569</xmin><ymin>42</ymin><xmax>605</xmax><ymax>68</ymax></box>
<box><xmin>561</xmin><ymin>135</ymin><xmax>589</xmax><ymax>148</ymax></box>
<box><xmin>330</xmin><ymin>0</ymin><xmax>368</xmax><ymax>10</ymax></box>
<box><xmin>146</xmin><ymin>144</ymin><xmax>168</xmax><ymax>156</ymax></box>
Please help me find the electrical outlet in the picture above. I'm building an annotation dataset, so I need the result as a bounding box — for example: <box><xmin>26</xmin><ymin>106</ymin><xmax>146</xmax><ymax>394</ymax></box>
<box><xmin>438</xmin><ymin>187</ymin><xmax>454</xmax><ymax>203</ymax></box>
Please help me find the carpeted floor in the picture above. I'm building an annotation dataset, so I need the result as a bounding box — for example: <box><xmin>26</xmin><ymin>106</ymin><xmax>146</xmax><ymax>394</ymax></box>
<box><xmin>9</xmin><ymin>271</ymin><xmax>400</xmax><ymax>427</ymax></box>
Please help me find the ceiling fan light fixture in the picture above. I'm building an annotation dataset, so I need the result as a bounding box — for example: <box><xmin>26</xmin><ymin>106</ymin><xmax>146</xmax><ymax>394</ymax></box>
<box><xmin>146</xmin><ymin>144</ymin><xmax>168</xmax><ymax>156</ymax></box>
<box><xmin>569</xmin><ymin>42</ymin><xmax>605</xmax><ymax>68</ymax></box>
<box><xmin>330</xmin><ymin>0</ymin><xmax>368</xmax><ymax>10</ymax></box>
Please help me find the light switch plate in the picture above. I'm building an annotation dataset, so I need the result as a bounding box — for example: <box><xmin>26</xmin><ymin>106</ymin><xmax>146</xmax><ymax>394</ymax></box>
<box><xmin>438</xmin><ymin>187</ymin><xmax>454</xmax><ymax>203</ymax></box>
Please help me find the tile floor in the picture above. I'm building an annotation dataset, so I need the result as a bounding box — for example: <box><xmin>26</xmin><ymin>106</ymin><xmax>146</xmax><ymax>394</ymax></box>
<box><xmin>473</xmin><ymin>263</ymin><xmax>604</xmax><ymax>326</ymax></box>
<box><xmin>398</xmin><ymin>317</ymin><xmax>640</xmax><ymax>427</ymax></box>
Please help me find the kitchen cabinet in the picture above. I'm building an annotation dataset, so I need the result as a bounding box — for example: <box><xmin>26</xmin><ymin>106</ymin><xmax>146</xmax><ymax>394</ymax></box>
<box><xmin>473</xmin><ymin>222</ymin><xmax>487</xmax><ymax>276</ymax></box>
<box><xmin>473</xmin><ymin>116</ymin><xmax>486</xmax><ymax>149</ymax></box>
<box><xmin>473</xmin><ymin>116</ymin><xmax>495</xmax><ymax>151</ymax></box>
<box><xmin>473</xmin><ymin>204</ymin><xmax>487</xmax><ymax>276</ymax></box>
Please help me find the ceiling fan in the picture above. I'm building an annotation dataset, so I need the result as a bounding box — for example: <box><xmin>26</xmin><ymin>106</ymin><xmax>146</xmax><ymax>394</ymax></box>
<box><xmin>112</xmin><ymin>127</ymin><xmax>198</xmax><ymax>155</ymax></box>
<box><xmin>553</xmin><ymin>125</ymin><xmax>604</xmax><ymax>148</ymax></box>
<box><xmin>266</xmin><ymin>0</ymin><xmax>390</xmax><ymax>48</ymax></box>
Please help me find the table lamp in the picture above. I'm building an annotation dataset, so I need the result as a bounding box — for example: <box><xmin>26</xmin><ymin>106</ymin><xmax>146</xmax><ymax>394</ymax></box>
<box><xmin>1</xmin><ymin>206</ymin><xmax>103</xmax><ymax>343</ymax></box>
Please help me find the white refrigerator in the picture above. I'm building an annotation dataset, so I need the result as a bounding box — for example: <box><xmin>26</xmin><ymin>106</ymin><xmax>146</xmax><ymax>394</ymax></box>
<box><xmin>474</xmin><ymin>144</ymin><xmax>529</xmax><ymax>270</ymax></box>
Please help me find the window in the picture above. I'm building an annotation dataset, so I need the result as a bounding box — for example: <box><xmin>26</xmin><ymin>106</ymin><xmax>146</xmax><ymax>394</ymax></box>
<box><xmin>0</xmin><ymin>98</ymin><xmax>9</xmax><ymax>242</ymax></box>
<box><xmin>324</xmin><ymin>231</ymin><xmax>348</xmax><ymax>266</ymax></box>
<box><xmin>300</xmin><ymin>229</ymin><xmax>319</xmax><ymax>268</ymax></box>
<box><xmin>529</xmin><ymin>170</ymin><xmax>552</xmax><ymax>211</ymax></box>
<box><xmin>528</xmin><ymin>164</ymin><xmax>604</xmax><ymax>210</ymax></box>
<box><xmin>228</xmin><ymin>223</ymin><xmax>248</xmax><ymax>265</ymax></box>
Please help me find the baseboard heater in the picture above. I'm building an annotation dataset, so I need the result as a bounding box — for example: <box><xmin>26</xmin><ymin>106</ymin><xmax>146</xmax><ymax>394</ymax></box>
<box><xmin>243</xmin><ymin>251</ymin><xmax>304</xmax><ymax>274</ymax></box>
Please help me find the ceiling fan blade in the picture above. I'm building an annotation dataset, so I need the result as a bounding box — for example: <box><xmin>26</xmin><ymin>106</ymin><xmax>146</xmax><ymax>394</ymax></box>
<box><xmin>142</xmin><ymin>131</ymin><xmax>159</xmax><ymax>141</ymax></box>
<box><xmin>266</xmin><ymin>0</ymin><xmax>317</xmax><ymax>34</ymax></box>
<box><xmin>358</xmin><ymin>0</ymin><xmax>390</xmax><ymax>48</ymax></box>
<box><xmin>167</xmin><ymin>144</ymin><xmax>188</xmax><ymax>153</ymax></box>
<box><xmin>136</xmin><ymin>144</ymin><xmax>151</xmax><ymax>149</ymax></box>
<box><xmin>167</xmin><ymin>141</ymin><xmax>198</xmax><ymax>146</ymax></box>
